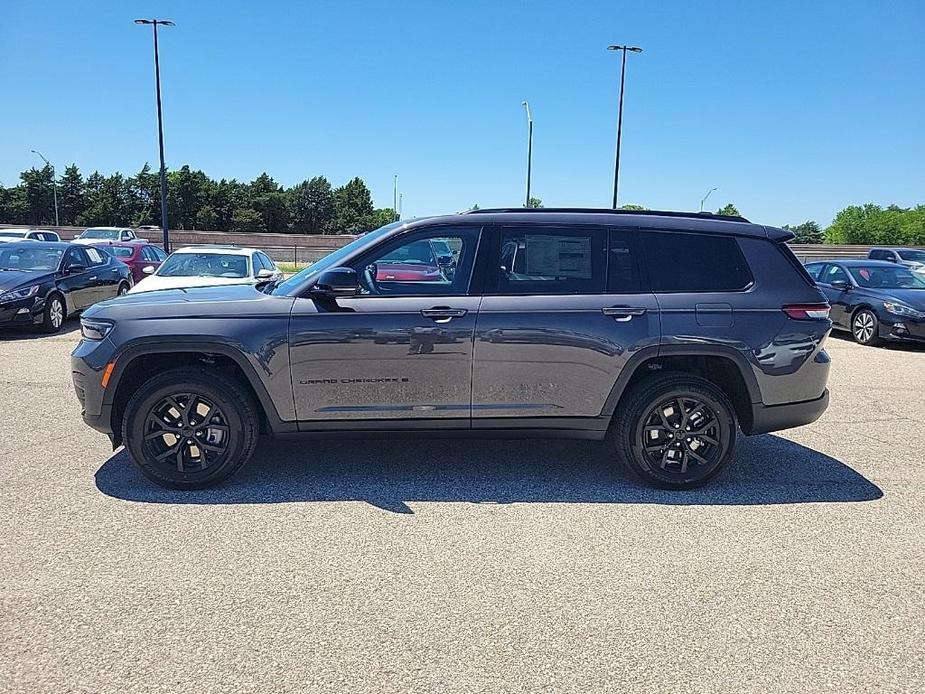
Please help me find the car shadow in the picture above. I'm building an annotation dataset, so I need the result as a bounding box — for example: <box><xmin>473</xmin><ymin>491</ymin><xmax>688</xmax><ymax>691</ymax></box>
<box><xmin>95</xmin><ymin>434</ymin><xmax>882</xmax><ymax>514</ymax></box>
<box><xmin>0</xmin><ymin>318</ymin><xmax>80</xmax><ymax>341</ymax></box>
<box><xmin>828</xmin><ymin>330</ymin><xmax>925</xmax><ymax>351</ymax></box>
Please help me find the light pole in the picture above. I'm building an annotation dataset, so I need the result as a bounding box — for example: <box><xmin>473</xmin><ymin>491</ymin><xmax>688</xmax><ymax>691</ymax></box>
<box><xmin>700</xmin><ymin>187</ymin><xmax>717</xmax><ymax>213</ymax></box>
<box><xmin>134</xmin><ymin>18</ymin><xmax>175</xmax><ymax>252</ymax></box>
<box><xmin>607</xmin><ymin>44</ymin><xmax>642</xmax><ymax>209</ymax></box>
<box><xmin>393</xmin><ymin>174</ymin><xmax>398</xmax><ymax>221</ymax></box>
<box><xmin>521</xmin><ymin>101</ymin><xmax>533</xmax><ymax>207</ymax></box>
<box><xmin>30</xmin><ymin>150</ymin><xmax>59</xmax><ymax>226</ymax></box>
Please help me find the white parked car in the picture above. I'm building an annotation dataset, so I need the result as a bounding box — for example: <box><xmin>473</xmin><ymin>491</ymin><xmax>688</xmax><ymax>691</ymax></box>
<box><xmin>0</xmin><ymin>228</ymin><xmax>61</xmax><ymax>243</ymax></box>
<box><xmin>129</xmin><ymin>245</ymin><xmax>283</xmax><ymax>294</ymax></box>
<box><xmin>73</xmin><ymin>227</ymin><xmax>137</xmax><ymax>244</ymax></box>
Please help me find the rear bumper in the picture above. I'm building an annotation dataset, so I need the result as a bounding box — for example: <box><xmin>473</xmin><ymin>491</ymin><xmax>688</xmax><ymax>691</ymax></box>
<box><xmin>747</xmin><ymin>389</ymin><xmax>829</xmax><ymax>435</ymax></box>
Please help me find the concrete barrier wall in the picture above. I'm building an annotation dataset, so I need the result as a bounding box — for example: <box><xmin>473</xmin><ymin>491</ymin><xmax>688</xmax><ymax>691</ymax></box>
<box><xmin>1</xmin><ymin>224</ymin><xmax>918</xmax><ymax>265</ymax></box>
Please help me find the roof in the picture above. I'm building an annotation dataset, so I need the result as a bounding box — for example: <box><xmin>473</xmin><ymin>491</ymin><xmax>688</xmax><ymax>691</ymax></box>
<box><xmin>404</xmin><ymin>208</ymin><xmax>786</xmax><ymax>240</ymax></box>
<box><xmin>0</xmin><ymin>240</ymin><xmax>72</xmax><ymax>250</ymax></box>
<box><xmin>173</xmin><ymin>245</ymin><xmax>257</xmax><ymax>255</ymax></box>
<box><xmin>83</xmin><ymin>226</ymin><xmax>133</xmax><ymax>231</ymax></box>
<box><xmin>86</xmin><ymin>240</ymin><xmax>151</xmax><ymax>247</ymax></box>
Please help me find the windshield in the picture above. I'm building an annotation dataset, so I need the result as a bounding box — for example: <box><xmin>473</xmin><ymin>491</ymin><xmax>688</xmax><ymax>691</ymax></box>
<box><xmin>0</xmin><ymin>231</ymin><xmax>27</xmax><ymax>238</ymax></box>
<box><xmin>272</xmin><ymin>221</ymin><xmax>404</xmax><ymax>295</ymax></box>
<box><xmin>79</xmin><ymin>229</ymin><xmax>120</xmax><ymax>239</ymax></box>
<box><xmin>0</xmin><ymin>246</ymin><xmax>64</xmax><ymax>271</ymax></box>
<box><xmin>848</xmin><ymin>265</ymin><xmax>925</xmax><ymax>289</ymax></box>
<box><xmin>897</xmin><ymin>249</ymin><xmax>925</xmax><ymax>262</ymax></box>
<box><xmin>157</xmin><ymin>253</ymin><xmax>250</xmax><ymax>278</ymax></box>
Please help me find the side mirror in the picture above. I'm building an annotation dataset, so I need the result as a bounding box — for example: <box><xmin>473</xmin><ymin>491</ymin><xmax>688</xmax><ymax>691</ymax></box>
<box><xmin>256</xmin><ymin>268</ymin><xmax>275</xmax><ymax>279</ymax></box>
<box><xmin>142</xmin><ymin>265</ymin><xmax>156</xmax><ymax>275</ymax></box>
<box><xmin>311</xmin><ymin>267</ymin><xmax>359</xmax><ymax>299</ymax></box>
<box><xmin>830</xmin><ymin>280</ymin><xmax>851</xmax><ymax>291</ymax></box>
<box><xmin>66</xmin><ymin>263</ymin><xmax>87</xmax><ymax>275</ymax></box>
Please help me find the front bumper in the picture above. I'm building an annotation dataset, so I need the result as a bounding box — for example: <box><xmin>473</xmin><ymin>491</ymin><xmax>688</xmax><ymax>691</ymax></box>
<box><xmin>880</xmin><ymin>317</ymin><xmax>925</xmax><ymax>342</ymax></box>
<box><xmin>71</xmin><ymin>336</ymin><xmax>119</xmax><ymax>436</ymax></box>
<box><xmin>747</xmin><ymin>389</ymin><xmax>829</xmax><ymax>436</ymax></box>
<box><xmin>0</xmin><ymin>297</ymin><xmax>42</xmax><ymax>326</ymax></box>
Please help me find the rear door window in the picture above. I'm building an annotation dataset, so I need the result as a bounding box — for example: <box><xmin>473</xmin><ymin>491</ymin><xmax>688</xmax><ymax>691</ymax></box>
<box><xmin>607</xmin><ymin>228</ymin><xmax>643</xmax><ymax>293</ymax></box>
<box><xmin>495</xmin><ymin>226</ymin><xmax>605</xmax><ymax>295</ymax></box>
<box><xmin>641</xmin><ymin>231</ymin><xmax>752</xmax><ymax>292</ymax></box>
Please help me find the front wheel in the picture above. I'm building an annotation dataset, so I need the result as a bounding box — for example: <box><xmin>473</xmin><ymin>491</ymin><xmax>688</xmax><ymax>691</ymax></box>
<box><xmin>609</xmin><ymin>374</ymin><xmax>737</xmax><ymax>489</ymax></box>
<box><xmin>852</xmin><ymin>309</ymin><xmax>881</xmax><ymax>346</ymax></box>
<box><xmin>117</xmin><ymin>282</ymin><xmax>130</xmax><ymax>296</ymax></box>
<box><xmin>122</xmin><ymin>367</ymin><xmax>260</xmax><ymax>489</ymax></box>
<box><xmin>40</xmin><ymin>293</ymin><xmax>65</xmax><ymax>333</ymax></box>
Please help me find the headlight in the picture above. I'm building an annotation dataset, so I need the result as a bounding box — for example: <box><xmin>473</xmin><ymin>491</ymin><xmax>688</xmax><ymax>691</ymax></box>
<box><xmin>80</xmin><ymin>318</ymin><xmax>114</xmax><ymax>340</ymax></box>
<box><xmin>0</xmin><ymin>285</ymin><xmax>40</xmax><ymax>303</ymax></box>
<box><xmin>883</xmin><ymin>301</ymin><xmax>925</xmax><ymax>319</ymax></box>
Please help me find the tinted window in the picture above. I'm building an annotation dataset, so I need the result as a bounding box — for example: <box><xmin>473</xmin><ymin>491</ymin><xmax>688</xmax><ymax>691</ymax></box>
<box><xmin>869</xmin><ymin>250</ymin><xmax>886</xmax><ymax>260</ymax></box>
<box><xmin>352</xmin><ymin>227</ymin><xmax>479</xmax><ymax>296</ymax></box>
<box><xmin>607</xmin><ymin>229</ymin><xmax>643</xmax><ymax>293</ymax></box>
<box><xmin>804</xmin><ymin>263</ymin><xmax>825</xmax><ymax>280</ymax></box>
<box><xmin>112</xmin><ymin>247</ymin><xmax>135</xmax><ymax>258</ymax></box>
<box><xmin>496</xmin><ymin>226</ymin><xmax>605</xmax><ymax>295</ymax></box>
<box><xmin>153</xmin><ymin>247</ymin><xmax>168</xmax><ymax>261</ymax></box>
<box><xmin>257</xmin><ymin>252</ymin><xmax>277</xmax><ymax>270</ymax></box>
<box><xmin>642</xmin><ymin>231</ymin><xmax>752</xmax><ymax>292</ymax></box>
<box><xmin>65</xmin><ymin>247</ymin><xmax>89</xmax><ymax>269</ymax></box>
<box><xmin>821</xmin><ymin>264</ymin><xmax>849</xmax><ymax>284</ymax></box>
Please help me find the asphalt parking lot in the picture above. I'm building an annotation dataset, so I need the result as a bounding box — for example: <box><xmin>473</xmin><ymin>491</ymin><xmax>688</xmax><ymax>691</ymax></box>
<box><xmin>1</xmin><ymin>324</ymin><xmax>923</xmax><ymax>693</ymax></box>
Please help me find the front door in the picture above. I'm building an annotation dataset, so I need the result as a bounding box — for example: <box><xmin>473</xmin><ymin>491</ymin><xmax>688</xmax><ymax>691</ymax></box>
<box><xmin>59</xmin><ymin>247</ymin><xmax>97</xmax><ymax>311</ymax></box>
<box><xmin>289</xmin><ymin>225</ymin><xmax>484</xmax><ymax>427</ymax></box>
<box><xmin>472</xmin><ymin>225</ymin><xmax>659</xmax><ymax>422</ymax></box>
<box><xmin>817</xmin><ymin>263</ymin><xmax>852</xmax><ymax>328</ymax></box>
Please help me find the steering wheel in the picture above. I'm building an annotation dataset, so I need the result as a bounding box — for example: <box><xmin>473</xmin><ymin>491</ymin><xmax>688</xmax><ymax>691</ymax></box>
<box><xmin>362</xmin><ymin>263</ymin><xmax>380</xmax><ymax>295</ymax></box>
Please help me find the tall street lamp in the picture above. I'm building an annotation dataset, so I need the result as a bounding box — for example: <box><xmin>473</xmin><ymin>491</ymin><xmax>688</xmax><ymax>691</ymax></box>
<box><xmin>607</xmin><ymin>44</ymin><xmax>642</xmax><ymax>209</ymax></box>
<box><xmin>134</xmin><ymin>18</ymin><xmax>175</xmax><ymax>252</ymax></box>
<box><xmin>521</xmin><ymin>101</ymin><xmax>533</xmax><ymax>207</ymax></box>
<box><xmin>30</xmin><ymin>149</ymin><xmax>59</xmax><ymax>226</ymax></box>
<box><xmin>700</xmin><ymin>187</ymin><xmax>717</xmax><ymax>213</ymax></box>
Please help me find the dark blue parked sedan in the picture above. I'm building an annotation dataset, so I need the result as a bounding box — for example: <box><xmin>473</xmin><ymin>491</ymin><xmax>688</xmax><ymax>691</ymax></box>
<box><xmin>805</xmin><ymin>259</ymin><xmax>925</xmax><ymax>346</ymax></box>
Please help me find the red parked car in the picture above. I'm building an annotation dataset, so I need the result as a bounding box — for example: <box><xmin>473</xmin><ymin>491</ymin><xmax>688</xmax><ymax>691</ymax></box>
<box><xmin>89</xmin><ymin>241</ymin><xmax>168</xmax><ymax>283</ymax></box>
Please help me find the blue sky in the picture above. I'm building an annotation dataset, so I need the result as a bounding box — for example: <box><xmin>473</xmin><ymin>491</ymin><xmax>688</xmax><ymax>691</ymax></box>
<box><xmin>2</xmin><ymin>0</ymin><xmax>922</xmax><ymax>226</ymax></box>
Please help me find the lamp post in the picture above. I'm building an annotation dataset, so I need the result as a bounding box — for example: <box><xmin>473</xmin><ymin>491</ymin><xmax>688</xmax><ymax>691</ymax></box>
<box><xmin>521</xmin><ymin>101</ymin><xmax>533</xmax><ymax>207</ymax></box>
<box><xmin>134</xmin><ymin>18</ymin><xmax>175</xmax><ymax>252</ymax></box>
<box><xmin>700</xmin><ymin>187</ymin><xmax>717</xmax><ymax>213</ymax></box>
<box><xmin>393</xmin><ymin>174</ymin><xmax>398</xmax><ymax>221</ymax></box>
<box><xmin>607</xmin><ymin>44</ymin><xmax>642</xmax><ymax>209</ymax></box>
<box><xmin>30</xmin><ymin>150</ymin><xmax>58</xmax><ymax>226</ymax></box>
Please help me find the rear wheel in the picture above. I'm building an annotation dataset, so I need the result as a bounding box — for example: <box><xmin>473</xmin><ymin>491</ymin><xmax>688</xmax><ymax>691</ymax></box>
<box><xmin>609</xmin><ymin>374</ymin><xmax>737</xmax><ymax>489</ymax></box>
<box><xmin>122</xmin><ymin>367</ymin><xmax>260</xmax><ymax>489</ymax></box>
<box><xmin>852</xmin><ymin>308</ymin><xmax>881</xmax><ymax>346</ymax></box>
<box><xmin>41</xmin><ymin>293</ymin><xmax>65</xmax><ymax>333</ymax></box>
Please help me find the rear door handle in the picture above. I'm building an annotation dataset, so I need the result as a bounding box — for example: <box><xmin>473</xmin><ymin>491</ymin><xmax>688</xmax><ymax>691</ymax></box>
<box><xmin>421</xmin><ymin>307</ymin><xmax>468</xmax><ymax>323</ymax></box>
<box><xmin>602</xmin><ymin>306</ymin><xmax>647</xmax><ymax>321</ymax></box>
<box><xmin>88</xmin><ymin>276</ymin><xmax>97</xmax><ymax>281</ymax></box>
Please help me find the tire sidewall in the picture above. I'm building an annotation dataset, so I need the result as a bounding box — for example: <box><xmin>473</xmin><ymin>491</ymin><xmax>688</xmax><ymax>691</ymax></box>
<box><xmin>42</xmin><ymin>294</ymin><xmax>64</xmax><ymax>333</ymax></box>
<box><xmin>124</xmin><ymin>374</ymin><xmax>252</xmax><ymax>488</ymax></box>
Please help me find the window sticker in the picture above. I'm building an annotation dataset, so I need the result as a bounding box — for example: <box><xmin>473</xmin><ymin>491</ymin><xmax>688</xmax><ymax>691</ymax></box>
<box><xmin>524</xmin><ymin>235</ymin><xmax>592</xmax><ymax>278</ymax></box>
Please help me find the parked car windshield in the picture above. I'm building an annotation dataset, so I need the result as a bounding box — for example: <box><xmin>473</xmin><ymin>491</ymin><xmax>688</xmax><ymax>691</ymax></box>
<box><xmin>848</xmin><ymin>265</ymin><xmax>925</xmax><ymax>289</ymax></box>
<box><xmin>79</xmin><ymin>229</ymin><xmax>120</xmax><ymax>240</ymax></box>
<box><xmin>0</xmin><ymin>246</ymin><xmax>64</xmax><ymax>271</ymax></box>
<box><xmin>157</xmin><ymin>253</ymin><xmax>249</xmax><ymax>278</ymax></box>
<box><xmin>272</xmin><ymin>221</ymin><xmax>405</xmax><ymax>295</ymax></box>
<box><xmin>897</xmin><ymin>249</ymin><xmax>925</xmax><ymax>262</ymax></box>
<box><xmin>0</xmin><ymin>231</ymin><xmax>27</xmax><ymax>238</ymax></box>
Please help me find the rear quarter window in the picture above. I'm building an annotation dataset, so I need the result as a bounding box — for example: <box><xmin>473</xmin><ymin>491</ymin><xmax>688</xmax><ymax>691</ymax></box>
<box><xmin>641</xmin><ymin>231</ymin><xmax>752</xmax><ymax>292</ymax></box>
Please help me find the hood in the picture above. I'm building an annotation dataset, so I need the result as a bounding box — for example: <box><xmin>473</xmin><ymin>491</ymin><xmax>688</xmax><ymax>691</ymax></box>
<box><xmin>0</xmin><ymin>269</ymin><xmax>53</xmax><ymax>293</ymax></box>
<box><xmin>129</xmin><ymin>275</ymin><xmax>256</xmax><ymax>294</ymax></box>
<box><xmin>860</xmin><ymin>287</ymin><xmax>925</xmax><ymax>310</ymax></box>
<box><xmin>84</xmin><ymin>283</ymin><xmax>295</xmax><ymax>321</ymax></box>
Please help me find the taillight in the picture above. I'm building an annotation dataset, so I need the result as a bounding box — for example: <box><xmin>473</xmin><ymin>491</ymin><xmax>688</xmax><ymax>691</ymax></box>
<box><xmin>783</xmin><ymin>303</ymin><xmax>831</xmax><ymax>320</ymax></box>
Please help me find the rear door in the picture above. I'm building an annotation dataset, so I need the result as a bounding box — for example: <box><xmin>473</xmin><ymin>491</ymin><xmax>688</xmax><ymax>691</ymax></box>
<box><xmin>288</xmin><ymin>224</ymin><xmax>484</xmax><ymax>426</ymax></box>
<box><xmin>471</xmin><ymin>224</ymin><xmax>659</xmax><ymax>427</ymax></box>
<box><xmin>83</xmin><ymin>246</ymin><xmax>121</xmax><ymax>302</ymax></box>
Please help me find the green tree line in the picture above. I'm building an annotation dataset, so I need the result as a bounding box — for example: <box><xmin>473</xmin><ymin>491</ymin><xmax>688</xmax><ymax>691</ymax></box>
<box><xmin>0</xmin><ymin>164</ymin><xmax>397</xmax><ymax>235</ymax></box>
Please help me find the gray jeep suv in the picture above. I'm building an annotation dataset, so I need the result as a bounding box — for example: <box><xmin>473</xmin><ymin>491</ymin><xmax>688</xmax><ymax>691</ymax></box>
<box><xmin>71</xmin><ymin>209</ymin><xmax>831</xmax><ymax>490</ymax></box>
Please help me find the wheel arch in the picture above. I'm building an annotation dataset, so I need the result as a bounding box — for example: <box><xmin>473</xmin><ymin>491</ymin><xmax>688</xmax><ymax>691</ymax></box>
<box><xmin>601</xmin><ymin>346</ymin><xmax>760</xmax><ymax>434</ymax></box>
<box><xmin>105</xmin><ymin>340</ymin><xmax>294</xmax><ymax>447</ymax></box>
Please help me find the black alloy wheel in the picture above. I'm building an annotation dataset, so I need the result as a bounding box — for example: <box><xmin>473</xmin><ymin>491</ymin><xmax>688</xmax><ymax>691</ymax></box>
<box><xmin>610</xmin><ymin>374</ymin><xmax>737</xmax><ymax>489</ymax></box>
<box><xmin>123</xmin><ymin>367</ymin><xmax>259</xmax><ymax>489</ymax></box>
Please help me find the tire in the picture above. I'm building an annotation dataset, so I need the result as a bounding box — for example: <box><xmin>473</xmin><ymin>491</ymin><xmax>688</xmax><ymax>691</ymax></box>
<box><xmin>41</xmin><ymin>293</ymin><xmax>65</xmax><ymax>333</ymax></box>
<box><xmin>851</xmin><ymin>308</ymin><xmax>881</xmax><ymax>346</ymax></box>
<box><xmin>609</xmin><ymin>373</ymin><xmax>737</xmax><ymax>489</ymax></box>
<box><xmin>122</xmin><ymin>366</ymin><xmax>260</xmax><ymax>489</ymax></box>
<box><xmin>117</xmin><ymin>282</ymin><xmax>130</xmax><ymax>296</ymax></box>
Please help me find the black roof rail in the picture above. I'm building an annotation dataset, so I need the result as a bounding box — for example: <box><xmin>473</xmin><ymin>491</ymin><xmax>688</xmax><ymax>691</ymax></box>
<box><xmin>462</xmin><ymin>207</ymin><xmax>750</xmax><ymax>223</ymax></box>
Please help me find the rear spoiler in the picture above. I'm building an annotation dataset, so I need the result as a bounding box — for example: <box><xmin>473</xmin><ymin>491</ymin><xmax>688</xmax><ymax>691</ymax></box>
<box><xmin>763</xmin><ymin>225</ymin><xmax>795</xmax><ymax>242</ymax></box>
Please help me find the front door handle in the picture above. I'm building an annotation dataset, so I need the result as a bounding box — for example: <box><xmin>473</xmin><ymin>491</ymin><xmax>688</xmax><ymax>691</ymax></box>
<box><xmin>421</xmin><ymin>307</ymin><xmax>468</xmax><ymax>323</ymax></box>
<box><xmin>602</xmin><ymin>306</ymin><xmax>647</xmax><ymax>322</ymax></box>
<box><xmin>88</xmin><ymin>276</ymin><xmax>97</xmax><ymax>281</ymax></box>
